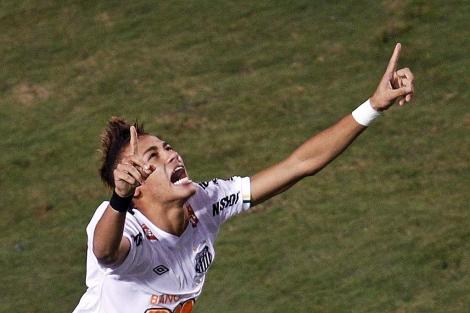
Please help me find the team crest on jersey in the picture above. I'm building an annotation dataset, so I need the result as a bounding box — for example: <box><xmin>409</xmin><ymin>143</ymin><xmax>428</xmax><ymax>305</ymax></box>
<box><xmin>195</xmin><ymin>246</ymin><xmax>213</xmax><ymax>274</ymax></box>
<box><xmin>141</xmin><ymin>223</ymin><xmax>157</xmax><ymax>241</ymax></box>
<box><xmin>186</xmin><ymin>204</ymin><xmax>199</xmax><ymax>228</ymax></box>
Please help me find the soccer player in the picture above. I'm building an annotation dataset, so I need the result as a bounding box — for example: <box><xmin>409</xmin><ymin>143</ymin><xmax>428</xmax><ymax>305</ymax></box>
<box><xmin>73</xmin><ymin>43</ymin><xmax>414</xmax><ymax>313</ymax></box>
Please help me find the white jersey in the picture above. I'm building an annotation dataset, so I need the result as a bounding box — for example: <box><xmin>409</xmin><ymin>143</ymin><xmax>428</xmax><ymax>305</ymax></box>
<box><xmin>73</xmin><ymin>176</ymin><xmax>251</xmax><ymax>313</ymax></box>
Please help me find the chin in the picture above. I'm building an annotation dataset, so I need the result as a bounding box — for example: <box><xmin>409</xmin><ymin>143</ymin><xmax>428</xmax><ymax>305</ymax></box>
<box><xmin>181</xmin><ymin>183</ymin><xmax>197</xmax><ymax>199</ymax></box>
<box><xmin>168</xmin><ymin>182</ymin><xmax>197</xmax><ymax>203</ymax></box>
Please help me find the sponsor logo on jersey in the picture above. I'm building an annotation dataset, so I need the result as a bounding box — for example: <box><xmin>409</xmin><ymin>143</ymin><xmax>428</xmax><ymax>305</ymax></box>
<box><xmin>141</xmin><ymin>223</ymin><xmax>158</xmax><ymax>240</ymax></box>
<box><xmin>145</xmin><ymin>298</ymin><xmax>195</xmax><ymax>313</ymax></box>
<box><xmin>195</xmin><ymin>246</ymin><xmax>213</xmax><ymax>274</ymax></box>
<box><xmin>150</xmin><ymin>294</ymin><xmax>181</xmax><ymax>305</ymax></box>
<box><xmin>212</xmin><ymin>192</ymin><xmax>240</xmax><ymax>216</ymax></box>
<box><xmin>198</xmin><ymin>178</ymin><xmax>219</xmax><ymax>190</ymax></box>
<box><xmin>186</xmin><ymin>204</ymin><xmax>199</xmax><ymax>228</ymax></box>
<box><xmin>132</xmin><ymin>233</ymin><xmax>143</xmax><ymax>246</ymax></box>
<box><xmin>153</xmin><ymin>265</ymin><xmax>169</xmax><ymax>275</ymax></box>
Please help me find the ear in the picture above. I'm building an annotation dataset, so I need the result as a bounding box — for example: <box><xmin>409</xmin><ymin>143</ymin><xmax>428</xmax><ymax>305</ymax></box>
<box><xmin>134</xmin><ymin>186</ymin><xmax>142</xmax><ymax>198</ymax></box>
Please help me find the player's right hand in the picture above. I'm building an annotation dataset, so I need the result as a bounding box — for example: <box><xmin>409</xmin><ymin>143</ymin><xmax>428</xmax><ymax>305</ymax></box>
<box><xmin>113</xmin><ymin>126</ymin><xmax>154</xmax><ymax>198</ymax></box>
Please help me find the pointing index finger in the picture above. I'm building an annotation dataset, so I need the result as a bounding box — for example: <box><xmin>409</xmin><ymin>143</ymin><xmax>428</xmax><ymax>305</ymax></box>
<box><xmin>130</xmin><ymin>125</ymin><xmax>138</xmax><ymax>156</ymax></box>
<box><xmin>386</xmin><ymin>43</ymin><xmax>401</xmax><ymax>75</ymax></box>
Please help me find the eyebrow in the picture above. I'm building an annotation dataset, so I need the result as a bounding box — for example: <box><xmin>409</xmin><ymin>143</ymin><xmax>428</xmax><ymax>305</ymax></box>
<box><xmin>143</xmin><ymin>146</ymin><xmax>158</xmax><ymax>157</ymax></box>
<box><xmin>143</xmin><ymin>142</ymin><xmax>168</xmax><ymax>156</ymax></box>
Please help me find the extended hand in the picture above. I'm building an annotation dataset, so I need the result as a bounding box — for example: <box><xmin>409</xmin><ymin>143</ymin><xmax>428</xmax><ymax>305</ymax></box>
<box><xmin>370</xmin><ymin>43</ymin><xmax>415</xmax><ymax>111</ymax></box>
<box><xmin>113</xmin><ymin>126</ymin><xmax>153</xmax><ymax>197</ymax></box>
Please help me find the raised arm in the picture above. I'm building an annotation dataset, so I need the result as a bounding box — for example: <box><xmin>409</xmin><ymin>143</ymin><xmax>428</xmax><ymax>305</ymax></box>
<box><xmin>250</xmin><ymin>43</ymin><xmax>414</xmax><ymax>206</ymax></box>
<box><xmin>93</xmin><ymin>126</ymin><xmax>152</xmax><ymax>266</ymax></box>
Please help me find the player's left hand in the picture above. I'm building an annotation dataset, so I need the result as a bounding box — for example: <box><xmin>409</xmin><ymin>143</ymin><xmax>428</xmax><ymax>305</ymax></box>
<box><xmin>370</xmin><ymin>43</ymin><xmax>415</xmax><ymax>111</ymax></box>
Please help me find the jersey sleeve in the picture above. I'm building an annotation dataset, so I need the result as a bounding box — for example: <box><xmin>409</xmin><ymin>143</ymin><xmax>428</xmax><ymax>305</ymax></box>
<box><xmin>86</xmin><ymin>202</ymin><xmax>145</xmax><ymax>276</ymax></box>
<box><xmin>198</xmin><ymin>176</ymin><xmax>251</xmax><ymax>224</ymax></box>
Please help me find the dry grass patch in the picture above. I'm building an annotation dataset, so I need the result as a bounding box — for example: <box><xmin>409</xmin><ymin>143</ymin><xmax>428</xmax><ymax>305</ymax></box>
<box><xmin>11</xmin><ymin>82</ymin><xmax>49</xmax><ymax>106</ymax></box>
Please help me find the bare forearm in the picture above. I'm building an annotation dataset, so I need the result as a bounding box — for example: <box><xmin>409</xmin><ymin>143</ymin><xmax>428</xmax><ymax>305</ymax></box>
<box><xmin>290</xmin><ymin>114</ymin><xmax>366</xmax><ymax>176</ymax></box>
<box><xmin>92</xmin><ymin>126</ymin><xmax>150</xmax><ymax>266</ymax></box>
<box><xmin>250</xmin><ymin>44</ymin><xmax>415</xmax><ymax>206</ymax></box>
<box><xmin>251</xmin><ymin>114</ymin><xmax>366</xmax><ymax>205</ymax></box>
<box><xmin>93</xmin><ymin>205</ymin><xmax>127</xmax><ymax>265</ymax></box>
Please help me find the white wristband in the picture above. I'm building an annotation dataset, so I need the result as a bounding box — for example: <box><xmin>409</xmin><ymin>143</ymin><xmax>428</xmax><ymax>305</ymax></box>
<box><xmin>352</xmin><ymin>99</ymin><xmax>381</xmax><ymax>126</ymax></box>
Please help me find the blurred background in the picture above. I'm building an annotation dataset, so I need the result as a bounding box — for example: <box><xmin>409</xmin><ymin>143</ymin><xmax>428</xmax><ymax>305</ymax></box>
<box><xmin>0</xmin><ymin>1</ymin><xmax>468</xmax><ymax>312</ymax></box>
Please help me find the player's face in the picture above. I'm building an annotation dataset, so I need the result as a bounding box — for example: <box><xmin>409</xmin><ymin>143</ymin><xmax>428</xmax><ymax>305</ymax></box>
<box><xmin>123</xmin><ymin>134</ymin><xmax>196</xmax><ymax>205</ymax></box>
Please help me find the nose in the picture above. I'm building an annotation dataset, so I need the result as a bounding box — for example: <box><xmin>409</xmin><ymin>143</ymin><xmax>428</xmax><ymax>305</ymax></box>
<box><xmin>167</xmin><ymin>150</ymin><xmax>181</xmax><ymax>164</ymax></box>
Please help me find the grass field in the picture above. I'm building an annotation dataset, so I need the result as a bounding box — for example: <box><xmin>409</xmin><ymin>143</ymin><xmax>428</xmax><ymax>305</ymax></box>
<box><xmin>0</xmin><ymin>1</ymin><xmax>469</xmax><ymax>312</ymax></box>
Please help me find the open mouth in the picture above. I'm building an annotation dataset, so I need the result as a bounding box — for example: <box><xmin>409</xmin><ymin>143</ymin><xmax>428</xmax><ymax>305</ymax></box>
<box><xmin>170</xmin><ymin>166</ymin><xmax>191</xmax><ymax>185</ymax></box>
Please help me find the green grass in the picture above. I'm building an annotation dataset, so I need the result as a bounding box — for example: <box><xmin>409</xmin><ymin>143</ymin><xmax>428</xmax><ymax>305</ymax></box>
<box><xmin>0</xmin><ymin>0</ymin><xmax>469</xmax><ymax>312</ymax></box>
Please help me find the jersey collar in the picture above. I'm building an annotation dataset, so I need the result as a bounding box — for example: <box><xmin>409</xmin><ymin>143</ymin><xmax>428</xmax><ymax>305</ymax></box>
<box><xmin>133</xmin><ymin>206</ymin><xmax>193</xmax><ymax>247</ymax></box>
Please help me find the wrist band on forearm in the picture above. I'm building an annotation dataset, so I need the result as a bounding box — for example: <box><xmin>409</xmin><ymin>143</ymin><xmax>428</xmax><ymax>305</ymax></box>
<box><xmin>110</xmin><ymin>190</ymin><xmax>133</xmax><ymax>213</ymax></box>
<box><xmin>352</xmin><ymin>99</ymin><xmax>381</xmax><ymax>126</ymax></box>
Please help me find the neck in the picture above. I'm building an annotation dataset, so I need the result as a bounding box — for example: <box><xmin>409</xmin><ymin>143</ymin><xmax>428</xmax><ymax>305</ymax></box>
<box><xmin>136</xmin><ymin>198</ymin><xmax>188</xmax><ymax>236</ymax></box>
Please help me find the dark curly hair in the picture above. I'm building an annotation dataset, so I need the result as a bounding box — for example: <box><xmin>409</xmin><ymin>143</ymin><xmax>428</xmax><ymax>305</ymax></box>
<box><xmin>99</xmin><ymin>117</ymin><xmax>146</xmax><ymax>189</ymax></box>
